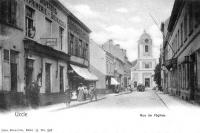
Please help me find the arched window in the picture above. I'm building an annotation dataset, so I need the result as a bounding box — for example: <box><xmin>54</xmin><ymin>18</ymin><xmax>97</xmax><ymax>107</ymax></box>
<box><xmin>145</xmin><ymin>45</ymin><xmax>149</xmax><ymax>52</ymax></box>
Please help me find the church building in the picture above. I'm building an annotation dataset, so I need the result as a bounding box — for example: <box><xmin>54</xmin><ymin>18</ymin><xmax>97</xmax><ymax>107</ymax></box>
<box><xmin>131</xmin><ymin>31</ymin><xmax>157</xmax><ymax>88</ymax></box>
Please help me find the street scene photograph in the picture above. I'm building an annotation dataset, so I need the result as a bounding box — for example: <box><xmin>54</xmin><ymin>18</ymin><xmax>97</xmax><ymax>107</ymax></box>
<box><xmin>1</xmin><ymin>0</ymin><xmax>200</xmax><ymax>133</ymax></box>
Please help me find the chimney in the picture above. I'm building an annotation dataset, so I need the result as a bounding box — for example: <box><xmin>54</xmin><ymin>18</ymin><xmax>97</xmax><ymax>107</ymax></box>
<box><xmin>108</xmin><ymin>39</ymin><xmax>113</xmax><ymax>45</ymax></box>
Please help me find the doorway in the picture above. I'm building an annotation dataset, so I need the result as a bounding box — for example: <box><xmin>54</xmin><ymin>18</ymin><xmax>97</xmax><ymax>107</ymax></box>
<box><xmin>25</xmin><ymin>59</ymin><xmax>34</xmax><ymax>88</ymax></box>
<box><xmin>190</xmin><ymin>54</ymin><xmax>197</xmax><ymax>100</ymax></box>
<box><xmin>45</xmin><ymin>63</ymin><xmax>51</xmax><ymax>93</ymax></box>
<box><xmin>145</xmin><ymin>78</ymin><xmax>150</xmax><ymax>87</ymax></box>
<box><xmin>134</xmin><ymin>81</ymin><xmax>137</xmax><ymax>87</ymax></box>
<box><xmin>10</xmin><ymin>50</ymin><xmax>18</xmax><ymax>92</ymax></box>
<box><xmin>59</xmin><ymin>66</ymin><xmax>64</xmax><ymax>92</ymax></box>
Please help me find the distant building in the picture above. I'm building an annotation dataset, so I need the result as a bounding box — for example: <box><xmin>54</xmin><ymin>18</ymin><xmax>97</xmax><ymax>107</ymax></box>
<box><xmin>124</xmin><ymin>58</ymin><xmax>132</xmax><ymax>88</ymax></box>
<box><xmin>105</xmin><ymin>51</ymin><xmax>115</xmax><ymax>92</ymax></box>
<box><xmin>102</xmin><ymin>39</ymin><xmax>131</xmax><ymax>90</ymax></box>
<box><xmin>89</xmin><ymin>39</ymin><xmax>107</xmax><ymax>93</ymax></box>
<box><xmin>90</xmin><ymin>39</ymin><xmax>126</xmax><ymax>94</ymax></box>
<box><xmin>131</xmin><ymin>31</ymin><xmax>157</xmax><ymax>88</ymax></box>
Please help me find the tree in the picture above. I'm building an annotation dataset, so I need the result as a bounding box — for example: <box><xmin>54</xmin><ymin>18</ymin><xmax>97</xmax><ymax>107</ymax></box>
<box><xmin>154</xmin><ymin>57</ymin><xmax>162</xmax><ymax>91</ymax></box>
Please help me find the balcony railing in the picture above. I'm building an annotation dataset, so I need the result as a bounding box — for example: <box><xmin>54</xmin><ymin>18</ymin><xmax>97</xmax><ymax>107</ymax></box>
<box><xmin>40</xmin><ymin>38</ymin><xmax>57</xmax><ymax>47</ymax></box>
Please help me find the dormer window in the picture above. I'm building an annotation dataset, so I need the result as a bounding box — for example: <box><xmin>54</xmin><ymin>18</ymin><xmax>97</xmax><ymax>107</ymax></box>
<box><xmin>145</xmin><ymin>45</ymin><xmax>148</xmax><ymax>52</ymax></box>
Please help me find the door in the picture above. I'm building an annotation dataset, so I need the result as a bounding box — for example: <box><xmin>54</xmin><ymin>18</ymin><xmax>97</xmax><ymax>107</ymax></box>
<box><xmin>11</xmin><ymin>63</ymin><xmax>17</xmax><ymax>91</ymax></box>
<box><xmin>145</xmin><ymin>78</ymin><xmax>150</xmax><ymax>87</ymax></box>
<box><xmin>60</xmin><ymin>66</ymin><xmax>64</xmax><ymax>92</ymax></box>
<box><xmin>45</xmin><ymin>63</ymin><xmax>51</xmax><ymax>93</ymax></box>
<box><xmin>10</xmin><ymin>51</ymin><xmax>18</xmax><ymax>91</ymax></box>
<box><xmin>25</xmin><ymin>59</ymin><xmax>34</xmax><ymax>88</ymax></box>
<box><xmin>134</xmin><ymin>81</ymin><xmax>137</xmax><ymax>87</ymax></box>
<box><xmin>190</xmin><ymin>54</ymin><xmax>197</xmax><ymax>100</ymax></box>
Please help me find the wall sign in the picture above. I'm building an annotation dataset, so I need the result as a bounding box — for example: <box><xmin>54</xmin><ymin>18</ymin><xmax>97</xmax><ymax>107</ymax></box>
<box><xmin>24</xmin><ymin>0</ymin><xmax>66</xmax><ymax>28</ymax></box>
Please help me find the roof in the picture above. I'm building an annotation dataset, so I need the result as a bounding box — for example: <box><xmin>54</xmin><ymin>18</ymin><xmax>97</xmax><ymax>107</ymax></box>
<box><xmin>131</xmin><ymin>60</ymin><xmax>137</xmax><ymax>67</ymax></box>
<box><xmin>167</xmin><ymin>0</ymin><xmax>184</xmax><ymax>32</ymax></box>
<box><xmin>139</xmin><ymin>30</ymin><xmax>152</xmax><ymax>41</ymax></box>
<box><xmin>52</xmin><ymin>0</ymin><xmax>91</xmax><ymax>33</ymax></box>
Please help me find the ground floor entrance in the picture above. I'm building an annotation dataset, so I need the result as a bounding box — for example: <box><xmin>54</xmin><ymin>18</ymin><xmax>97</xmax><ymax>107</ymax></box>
<box><xmin>145</xmin><ymin>78</ymin><xmax>150</xmax><ymax>87</ymax></box>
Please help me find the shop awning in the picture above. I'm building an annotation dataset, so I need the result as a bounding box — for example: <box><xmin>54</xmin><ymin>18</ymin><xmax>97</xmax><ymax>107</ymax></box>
<box><xmin>70</xmin><ymin>64</ymin><xmax>98</xmax><ymax>81</ymax></box>
<box><xmin>111</xmin><ymin>78</ymin><xmax>120</xmax><ymax>85</ymax></box>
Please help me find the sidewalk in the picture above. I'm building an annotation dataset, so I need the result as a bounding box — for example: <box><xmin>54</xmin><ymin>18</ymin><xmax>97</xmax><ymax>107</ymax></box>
<box><xmin>37</xmin><ymin>94</ymin><xmax>107</xmax><ymax>112</ymax></box>
<box><xmin>37</xmin><ymin>91</ymin><xmax>133</xmax><ymax>112</ymax></box>
<box><xmin>155</xmin><ymin>90</ymin><xmax>200</xmax><ymax>110</ymax></box>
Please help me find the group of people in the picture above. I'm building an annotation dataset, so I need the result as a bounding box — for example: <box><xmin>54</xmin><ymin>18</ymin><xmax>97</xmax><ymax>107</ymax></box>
<box><xmin>77</xmin><ymin>83</ymin><xmax>97</xmax><ymax>102</ymax></box>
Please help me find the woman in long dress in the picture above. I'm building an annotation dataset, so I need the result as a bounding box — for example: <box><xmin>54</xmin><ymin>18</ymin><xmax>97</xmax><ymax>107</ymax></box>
<box><xmin>77</xmin><ymin>83</ymin><xmax>84</xmax><ymax>101</ymax></box>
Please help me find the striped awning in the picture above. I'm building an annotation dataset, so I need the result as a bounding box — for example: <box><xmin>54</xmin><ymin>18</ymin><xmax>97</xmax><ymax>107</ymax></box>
<box><xmin>70</xmin><ymin>64</ymin><xmax>98</xmax><ymax>81</ymax></box>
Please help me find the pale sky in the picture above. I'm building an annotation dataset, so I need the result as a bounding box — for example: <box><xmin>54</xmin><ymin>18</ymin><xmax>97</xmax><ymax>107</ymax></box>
<box><xmin>59</xmin><ymin>0</ymin><xmax>175</xmax><ymax>61</ymax></box>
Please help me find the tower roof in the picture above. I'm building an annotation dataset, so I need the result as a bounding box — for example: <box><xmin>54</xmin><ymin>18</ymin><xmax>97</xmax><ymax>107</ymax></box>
<box><xmin>139</xmin><ymin>30</ymin><xmax>151</xmax><ymax>41</ymax></box>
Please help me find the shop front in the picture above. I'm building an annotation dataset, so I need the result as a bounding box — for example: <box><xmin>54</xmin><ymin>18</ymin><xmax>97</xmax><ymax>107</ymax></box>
<box><xmin>164</xmin><ymin>57</ymin><xmax>177</xmax><ymax>96</ymax></box>
<box><xmin>24</xmin><ymin>39</ymin><xmax>70</xmax><ymax>106</ymax></box>
<box><xmin>68</xmin><ymin>64</ymin><xmax>98</xmax><ymax>100</ymax></box>
<box><xmin>110</xmin><ymin>77</ymin><xmax>120</xmax><ymax>93</ymax></box>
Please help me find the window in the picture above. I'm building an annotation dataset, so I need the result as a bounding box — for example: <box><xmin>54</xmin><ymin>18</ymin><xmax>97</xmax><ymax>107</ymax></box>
<box><xmin>85</xmin><ymin>43</ymin><xmax>89</xmax><ymax>59</ymax></box>
<box><xmin>0</xmin><ymin>0</ymin><xmax>17</xmax><ymax>26</ymax></box>
<box><xmin>75</xmin><ymin>38</ymin><xmax>79</xmax><ymax>56</ymax></box>
<box><xmin>178</xmin><ymin>30</ymin><xmax>180</xmax><ymax>49</ymax></box>
<box><xmin>82</xmin><ymin>42</ymin><xmax>86</xmax><ymax>58</ymax></box>
<box><xmin>45</xmin><ymin>18</ymin><xmax>52</xmax><ymax>38</ymax></box>
<box><xmin>79</xmin><ymin>39</ymin><xmax>82</xmax><ymax>57</ymax></box>
<box><xmin>184</xmin><ymin>14</ymin><xmax>188</xmax><ymax>41</ymax></box>
<box><xmin>69</xmin><ymin>33</ymin><xmax>74</xmax><ymax>55</ymax></box>
<box><xmin>4</xmin><ymin>49</ymin><xmax>9</xmax><ymax>62</ymax></box>
<box><xmin>145</xmin><ymin>45</ymin><xmax>148</xmax><ymax>52</ymax></box>
<box><xmin>188</xmin><ymin>2</ymin><xmax>193</xmax><ymax>34</ymax></box>
<box><xmin>145</xmin><ymin>63</ymin><xmax>149</xmax><ymax>68</ymax></box>
<box><xmin>59</xmin><ymin>27</ymin><xmax>64</xmax><ymax>50</ymax></box>
<box><xmin>175</xmin><ymin>34</ymin><xmax>177</xmax><ymax>52</ymax></box>
<box><xmin>25</xmin><ymin>6</ymin><xmax>35</xmax><ymax>38</ymax></box>
<box><xmin>181</xmin><ymin>23</ymin><xmax>183</xmax><ymax>46</ymax></box>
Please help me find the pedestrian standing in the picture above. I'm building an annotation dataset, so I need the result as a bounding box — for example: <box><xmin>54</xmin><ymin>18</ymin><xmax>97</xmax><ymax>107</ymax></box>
<box><xmin>83</xmin><ymin>85</ymin><xmax>88</xmax><ymax>100</ymax></box>
<box><xmin>65</xmin><ymin>88</ymin><xmax>71</xmax><ymax>107</ymax></box>
<box><xmin>89</xmin><ymin>83</ymin><xmax>97</xmax><ymax>101</ymax></box>
<box><xmin>77</xmin><ymin>83</ymin><xmax>84</xmax><ymax>101</ymax></box>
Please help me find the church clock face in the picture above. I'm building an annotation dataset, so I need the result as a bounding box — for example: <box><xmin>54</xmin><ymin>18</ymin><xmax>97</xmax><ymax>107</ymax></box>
<box><xmin>145</xmin><ymin>39</ymin><xmax>149</xmax><ymax>43</ymax></box>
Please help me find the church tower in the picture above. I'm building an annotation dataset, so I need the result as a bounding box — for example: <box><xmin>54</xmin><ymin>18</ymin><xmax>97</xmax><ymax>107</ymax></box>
<box><xmin>138</xmin><ymin>30</ymin><xmax>153</xmax><ymax>59</ymax></box>
<box><xmin>131</xmin><ymin>30</ymin><xmax>156</xmax><ymax>89</ymax></box>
